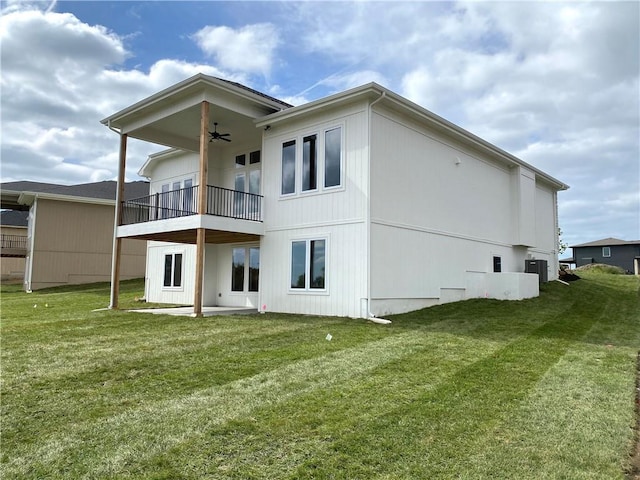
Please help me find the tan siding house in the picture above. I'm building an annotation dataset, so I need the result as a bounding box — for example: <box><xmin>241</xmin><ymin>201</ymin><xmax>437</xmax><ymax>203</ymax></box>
<box><xmin>1</xmin><ymin>181</ymin><xmax>148</xmax><ymax>290</ymax></box>
<box><xmin>1</xmin><ymin>210</ymin><xmax>28</xmax><ymax>282</ymax></box>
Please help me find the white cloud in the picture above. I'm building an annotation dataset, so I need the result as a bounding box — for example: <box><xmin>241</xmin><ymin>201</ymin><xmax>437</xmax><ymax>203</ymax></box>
<box><xmin>0</xmin><ymin>1</ymin><xmax>637</xmax><ymax>245</ymax></box>
<box><xmin>0</xmin><ymin>6</ymin><xmax>241</xmax><ymax>185</ymax></box>
<box><xmin>192</xmin><ymin>23</ymin><xmax>279</xmax><ymax>76</ymax></box>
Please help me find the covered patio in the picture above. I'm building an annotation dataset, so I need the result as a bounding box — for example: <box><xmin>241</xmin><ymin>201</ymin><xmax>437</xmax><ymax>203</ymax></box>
<box><xmin>101</xmin><ymin>74</ymin><xmax>291</xmax><ymax>315</ymax></box>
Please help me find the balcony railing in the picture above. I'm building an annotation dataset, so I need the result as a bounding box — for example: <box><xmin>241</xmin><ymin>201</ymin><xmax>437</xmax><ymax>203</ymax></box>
<box><xmin>1</xmin><ymin>234</ymin><xmax>27</xmax><ymax>257</ymax></box>
<box><xmin>1</xmin><ymin>234</ymin><xmax>27</xmax><ymax>249</ymax></box>
<box><xmin>120</xmin><ymin>185</ymin><xmax>263</xmax><ymax>225</ymax></box>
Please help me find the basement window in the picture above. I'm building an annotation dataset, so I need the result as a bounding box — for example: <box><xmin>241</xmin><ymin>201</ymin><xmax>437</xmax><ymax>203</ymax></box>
<box><xmin>493</xmin><ymin>256</ymin><xmax>502</xmax><ymax>273</ymax></box>
<box><xmin>163</xmin><ymin>253</ymin><xmax>183</xmax><ymax>288</ymax></box>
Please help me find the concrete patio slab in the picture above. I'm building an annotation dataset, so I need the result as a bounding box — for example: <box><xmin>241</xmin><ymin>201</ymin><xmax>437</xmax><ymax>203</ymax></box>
<box><xmin>128</xmin><ymin>306</ymin><xmax>258</xmax><ymax>317</ymax></box>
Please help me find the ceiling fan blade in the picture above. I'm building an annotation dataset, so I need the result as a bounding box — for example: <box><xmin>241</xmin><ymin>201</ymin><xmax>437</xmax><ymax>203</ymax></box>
<box><xmin>220</xmin><ymin>137</ymin><xmax>231</xmax><ymax>142</ymax></box>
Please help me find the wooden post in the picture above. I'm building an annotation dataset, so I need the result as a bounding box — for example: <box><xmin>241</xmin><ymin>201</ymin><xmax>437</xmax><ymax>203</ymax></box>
<box><xmin>109</xmin><ymin>133</ymin><xmax>127</xmax><ymax>309</ymax></box>
<box><xmin>194</xmin><ymin>101</ymin><xmax>209</xmax><ymax>316</ymax></box>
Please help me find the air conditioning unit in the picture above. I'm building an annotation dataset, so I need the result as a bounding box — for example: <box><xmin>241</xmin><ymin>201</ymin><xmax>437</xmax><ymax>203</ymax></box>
<box><xmin>525</xmin><ymin>259</ymin><xmax>548</xmax><ymax>283</ymax></box>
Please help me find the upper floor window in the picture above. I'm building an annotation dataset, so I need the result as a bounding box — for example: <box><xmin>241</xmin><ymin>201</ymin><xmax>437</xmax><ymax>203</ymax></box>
<box><xmin>159</xmin><ymin>177</ymin><xmax>194</xmax><ymax>218</ymax></box>
<box><xmin>602</xmin><ymin>246</ymin><xmax>611</xmax><ymax>257</ymax></box>
<box><xmin>302</xmin><ymin>134</ymin><xmax>317</xmax><ymax>191</ymax></box>
<box><xmin>281</xmin><ymin>126</ymin><xmax>343</xmax><ymax>196</ymax></box>
<box><xmin>282</xmin><ymin>140</ymin><xmax>296</xmax><ymax>195</ymax></box>
<box><xmin>324</xmin><ymin>127</ymin><xmax>342</xmax><ymax>188</ymax></box>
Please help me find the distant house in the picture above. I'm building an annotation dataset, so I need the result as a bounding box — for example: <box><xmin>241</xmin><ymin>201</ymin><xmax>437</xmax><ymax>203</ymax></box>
<box><xmin>102</xmin><ymin>75</ymin><xmax>568</xmax><ymax>318</ymax></box>
<box><xmin>0</xmin><ymin>181</ymin><xmax>149</xmax><ymax>290</ymax></box>
<box><xmin>570</xmin><ymin>238</ymin><xmax>640</xmax><ymax>274</ymax></box>
<box><xmin>0</xmin><ymin>210</ymin><xmax>28</xmax><ymax>281</ymax></box>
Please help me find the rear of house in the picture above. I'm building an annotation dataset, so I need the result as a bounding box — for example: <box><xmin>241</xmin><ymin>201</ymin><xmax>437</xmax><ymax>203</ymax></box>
<box><xmin>111</xmin><ymin>76</ymin><xmax>567</xmax><ymax>318</ymax></box>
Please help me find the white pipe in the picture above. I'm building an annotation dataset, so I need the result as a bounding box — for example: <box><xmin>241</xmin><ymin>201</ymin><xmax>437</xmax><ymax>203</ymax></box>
<box><xmin>365</xmin><ymin>90</ymin><xmax>387</xmax><ymax>320</ymax></box>
<box><xmin>369</xmin><ymin>317</ymin><xmax>392</xmax><ymax>324</ymax></box>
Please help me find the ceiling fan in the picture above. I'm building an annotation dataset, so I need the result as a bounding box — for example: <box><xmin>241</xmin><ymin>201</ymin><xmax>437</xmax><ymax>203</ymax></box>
<box><xmin>208</xmin><ymin>122</ymin><xmax>231</xmax><ymax>142</ymax></box>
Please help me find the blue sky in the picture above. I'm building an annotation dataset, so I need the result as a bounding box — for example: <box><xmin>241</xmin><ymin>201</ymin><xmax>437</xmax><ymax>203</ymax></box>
<box><xmin>1</xmin><ymin>0</ymin><xmax>639</xmax><ymax>247</ymax></box>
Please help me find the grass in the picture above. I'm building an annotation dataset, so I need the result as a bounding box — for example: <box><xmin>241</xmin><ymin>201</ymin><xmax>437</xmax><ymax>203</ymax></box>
<box><xmin>1</xmin><ymin>273</ymin><xmax>639</xmax><ymax>479</ymax></box>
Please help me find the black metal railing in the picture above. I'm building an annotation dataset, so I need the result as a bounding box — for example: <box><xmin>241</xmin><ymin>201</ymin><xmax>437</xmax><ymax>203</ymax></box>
<box><xmin>120</xmin><ymin>184</ymin><xmax>262</xmax><ymax>225</ymax></box>
<box><xmin>206</xmin><ymin>185</ymin><xmax>262</xmax><ymax>222</ymax></box>
<box><xmin>1</xmin><ymin>234</ymin><xmax>27</xmax><ymax>249</ymax></box>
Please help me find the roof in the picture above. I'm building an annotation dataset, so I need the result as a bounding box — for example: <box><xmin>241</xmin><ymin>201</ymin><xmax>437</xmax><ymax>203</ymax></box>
<box><xmin>1</xmin><ymin>181</ymin><xmax>149</xmax><ymax>210</ymax></box>
<box><xmin>101</xmin><ymin>73</ymin><xmax>292</xmax><ymax>127</ymax></box>
<box><xmin>255</xmin><ymin>82</ymin><xmax>569</xmax><ymax>191</ymax></box>
<box><xmin>571</xmin><ymin>237</ymin><xmax>640</xmax><ymax>248</ymax></box>
<box><xmin>0</xmin><ymin>209</ymin><xmax>28</xmax><ymax>227</ymax></box>
<box><xmin>215</xmin><ymin>77</ymin><xmax>293</xmax><ymax>109</ymax></box>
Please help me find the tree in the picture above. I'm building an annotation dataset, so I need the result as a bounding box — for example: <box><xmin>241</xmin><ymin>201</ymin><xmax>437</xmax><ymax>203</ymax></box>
<box><xmin>558</xmin><ymin>228</ymin><xmax>568</xmax><ymax>255</ymax></box>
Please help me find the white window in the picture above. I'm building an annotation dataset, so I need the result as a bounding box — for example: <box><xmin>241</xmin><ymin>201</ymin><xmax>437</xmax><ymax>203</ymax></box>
<box><xmin>281</xmin><ymin>140</ymin><xmax>296</xmax><ymax>195</ymax></box>
<box><xmin>602</xmin><ymin>246</ymin><xmax>611</xmax><ymax>257</ymax></box>
<box><xmin>281</xmin><ymin>126</ymin><xmax>343</xmax><ymax>196</ymax></box>
<box><xmin>302</xmin><ymin>134</ymin><xmax>317</xmax><ymax>191</ymax></box>
<box><xmin>324</xmin><ymin>127</ymin><xmax>342</xmax><ymax>188</ymax></box>
<box><xmin>290</xmin><ymin>239</ymin><xmax>326</xmax><ymax>290</ymax></box>
<box><xmin>163</xmin><ymin>253</ymin><xmax>183</xmax><ymax>288</ymax></box>
<box><xmin>233</xmin><ymin>150</ymin><xmax>261</xmax><ymax>218</ymax></box>
<box><xmin>232</xmin><ymin>247</ymin><xmax>260</xmax><ymax>292</ymax></box>
<box><xmin>158</xmin><ymin>178</ymin><xmax>195</xmax><ymax>218</ymax></box>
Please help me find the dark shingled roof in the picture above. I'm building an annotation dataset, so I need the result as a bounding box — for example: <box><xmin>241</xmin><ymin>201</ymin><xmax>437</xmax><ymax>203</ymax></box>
<box><xmin>1</xmin><ymin>181</ymin><xmax>149</xmax><ymax>210</ymax></box>
<box><xmin>214</xmin><ymin>77</ymin><xmax>294</xmax><ymax>109</ymax></box>
<box><xmin>1</xmin><ymin>180</ymin><xmax>149</xmax><ymax>200</ymax></box>
<box><xmin>571</xmin><ymin>237</ymin><xmax>640</xmax><ymax>248</ymax></box>
<box><xmin>0</xmin><ymin>209</ymin><xmax>28</xmax><ymax>227</ymax></box>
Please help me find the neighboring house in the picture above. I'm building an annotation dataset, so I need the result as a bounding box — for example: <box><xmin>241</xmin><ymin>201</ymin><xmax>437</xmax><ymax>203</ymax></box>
<box><xmin>1</xmin><ymin>210</ymin><xmax>28</xmax><ymax>282</ymax></box>
<box><xmin>0</xmin><ymin>181</ymin><xmax>149</xmax><ymax>290</ymax></box>
<box><xmin>103</xmin><ymin>74</ymin><xmax>568</xmax><ymax>318</ymax></box>
<box><xmin>570</xmin><ymin>238</ymin><xmax>640</xmax><ymax>274</ymax></box>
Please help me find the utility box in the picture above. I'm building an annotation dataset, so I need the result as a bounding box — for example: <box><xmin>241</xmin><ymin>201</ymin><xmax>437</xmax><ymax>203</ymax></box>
<box><xmin>525</xmin><ymin>259</ymin><xmax>548</xmax><ymax>283</ymax></box>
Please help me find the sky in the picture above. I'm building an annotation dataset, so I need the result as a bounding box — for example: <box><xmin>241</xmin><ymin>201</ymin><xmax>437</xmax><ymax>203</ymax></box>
<box><xmin>1</xmin><ymin>0</ymin><xmax>638</xmax><ymax>247</ymax></box>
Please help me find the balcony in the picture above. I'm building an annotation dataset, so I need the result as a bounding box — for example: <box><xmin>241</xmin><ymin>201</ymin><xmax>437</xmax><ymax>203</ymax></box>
<box><xmin>118</xmin><ymin>185</ymin><xmax>264</xmax><ymax>244</ymax></box>
<box><xmin>1</xmin><ymin>234</ymin><xmax>27</xmax><ymax>257</ymax></box>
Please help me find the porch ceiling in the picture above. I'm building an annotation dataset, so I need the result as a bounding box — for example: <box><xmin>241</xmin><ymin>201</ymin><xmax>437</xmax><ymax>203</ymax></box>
<box><xmin>126</xmin><ymin>229</ymin><xmax>260</xmax><ymax>245</ymax></box>
<box><xmin>131</xmin><ymin>105</ymin><xmax>261</xmax><ymax>152</ymax></box>
<box><xmin>102</xmin><ymin>75</ymin><xmax>285</xmax><ymax>152</ymax></box>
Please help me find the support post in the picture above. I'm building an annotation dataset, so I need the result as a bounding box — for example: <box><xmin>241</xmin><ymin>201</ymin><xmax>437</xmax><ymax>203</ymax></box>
<box><xmin>109</xmin><ymin>133</ymin><xmax>127</xmax><ymax>309</ymax></box>
<box><xmin>194</xmin><ymin>101</ymin><xmax>209</xmax><ymax>316</ymax></box>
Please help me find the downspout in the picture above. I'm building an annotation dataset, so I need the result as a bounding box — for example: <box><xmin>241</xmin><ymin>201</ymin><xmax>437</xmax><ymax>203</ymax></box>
<box><xmin>366</xmin><ymin>90</ymin><xmax>391</xmax><ymax>324</ymax></box>
<box><xmin>24</xmin><ymin>196</ymin><xmax>38</xmax><ymax>292</ymax></box>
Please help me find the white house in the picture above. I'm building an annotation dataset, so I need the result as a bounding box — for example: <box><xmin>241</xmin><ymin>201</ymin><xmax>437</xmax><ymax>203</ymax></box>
<box><xmin>102</xmin><ymin>74</ymin><xmax>568</xmax><ymax>318</ymax></box>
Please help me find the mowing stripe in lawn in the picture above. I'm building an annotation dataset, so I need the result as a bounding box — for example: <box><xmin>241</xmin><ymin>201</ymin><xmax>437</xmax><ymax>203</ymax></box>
<box><xmin>3</xmin><ymin>330</ymin><xmax>450</xmax><ymax>478</ymax></box>
<box><xmin>465</xmin><ymin>343</ymin><xmax>637</xmax><ymax>480</ymax></box>
<box><xmin>286</xmin><ymin>303</ymin><xmax>603</xmax><ymax>478</ymax></box>
<box><xmin>125</xmin><ymin>330</ymin><xmax>510</xmax><ymax>479</ymax></box>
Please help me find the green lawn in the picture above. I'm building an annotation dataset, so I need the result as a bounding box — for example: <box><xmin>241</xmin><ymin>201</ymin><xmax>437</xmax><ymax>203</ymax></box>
<box><xmin>1</xmin><ymin>273</ymin><xmax>639</xmax><ymax>479</ymax></box>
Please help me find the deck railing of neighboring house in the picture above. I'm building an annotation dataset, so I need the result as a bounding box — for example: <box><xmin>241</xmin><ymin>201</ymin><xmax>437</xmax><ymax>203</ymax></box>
<box><xmin>1</xmin><ymin>234</ymin><xmax>27</xmax><ymax>249</ymax></box>
<box><xmin>120</xmin><ymin>185</ymin><xmax>263</xmax><ymax>225</ymax></box>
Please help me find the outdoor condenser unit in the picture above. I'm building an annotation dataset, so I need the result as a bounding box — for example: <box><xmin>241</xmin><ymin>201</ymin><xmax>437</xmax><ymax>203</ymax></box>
<box><xmin>525</xmin><ymin>259</ymin><xmax>548</xmax><ymax>283</ymax></box>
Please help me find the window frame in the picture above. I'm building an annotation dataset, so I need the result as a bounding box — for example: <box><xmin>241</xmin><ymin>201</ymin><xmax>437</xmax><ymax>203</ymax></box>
<box><xmin>289</xmin><ymin>236</ymin><xmax>328</xmax><ymax>294</ymax></box>
<box><xmin>602</xmin><ymin>246</ymin><xmax>611</xmax><ymax>258</ymax></box>
<box><xmin>279</xmin><ymin>123</ymin><xmax>344</xmax><ymax>198</ymax></box>
<box><xmin>230</xmin><ymin>245</ymin><xmax>260</xmax><ymax>294</ymax></box>
<box><xmin>162</xmin><ymin>251</ymin><xmax>184</xmax><ymax>290</ymax></box>
<box><xmin>492</xmin><ymin>255</ymin><xmax>502</xmax><ymax>273</ymax></box>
